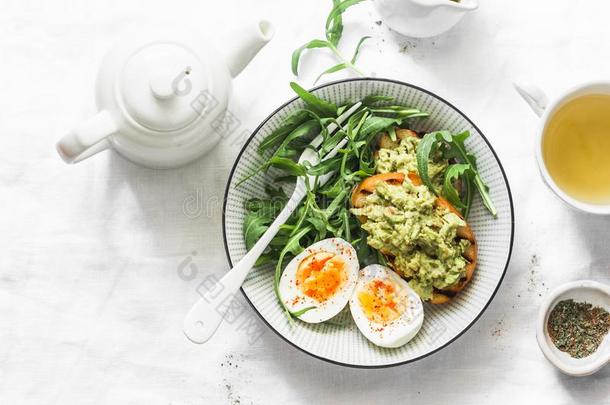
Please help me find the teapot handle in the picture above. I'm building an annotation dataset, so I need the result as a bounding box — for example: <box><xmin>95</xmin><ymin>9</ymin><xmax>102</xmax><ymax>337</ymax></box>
<box><xmin>56</xmin><ymin>110</ymin><xmax>116</xmax><ymax>164</ymax></box>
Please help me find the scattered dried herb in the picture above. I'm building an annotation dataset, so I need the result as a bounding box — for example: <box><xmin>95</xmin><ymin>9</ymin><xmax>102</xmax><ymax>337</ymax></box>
<box><xmin>547</xmin><ymin>299</ymin><xmax>610</xmax><ymax>358</ymax></box>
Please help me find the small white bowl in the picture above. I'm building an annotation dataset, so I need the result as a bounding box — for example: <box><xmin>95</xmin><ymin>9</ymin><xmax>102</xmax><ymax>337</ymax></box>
<box><xmin>537</xmin><ymin>280</ymin><xmax>610</xmax><ymax>376</ymax></box>
<box><xmin>374</xmin><ymin>0</ymin><xmax>478</xmax><ymax>39</ymax></box>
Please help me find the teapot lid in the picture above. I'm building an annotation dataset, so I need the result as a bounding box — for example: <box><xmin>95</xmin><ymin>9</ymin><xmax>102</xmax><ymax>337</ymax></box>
<box><xmin>118</xmin><ymin>40</ymin><xmax>209</xmax><ymax>132</ymax></box>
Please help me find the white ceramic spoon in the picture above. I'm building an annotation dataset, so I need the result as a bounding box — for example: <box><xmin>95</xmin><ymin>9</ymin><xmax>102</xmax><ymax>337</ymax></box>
<box><xmin>183</xmin><ymin>102</ymin><xmax>362</xmax><ymax>344</ymax></box>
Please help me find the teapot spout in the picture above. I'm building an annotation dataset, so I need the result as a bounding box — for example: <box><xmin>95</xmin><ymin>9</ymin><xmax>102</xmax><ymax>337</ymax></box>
<box><xmin>223</xmin><ymin>19</ymin><xmax>274</xmax><ymax>78</ymax></box>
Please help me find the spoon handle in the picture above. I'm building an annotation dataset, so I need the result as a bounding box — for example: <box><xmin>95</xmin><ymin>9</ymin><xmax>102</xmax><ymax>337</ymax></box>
<box><xmin>183</xmin><ymin>103</ymin><xmax>362</xmax><ymax>343</ymax></box>
<box><xmin>183</xmin><ymin>186</ymin><xmax>306</xmax><ymax>343</ymax></box>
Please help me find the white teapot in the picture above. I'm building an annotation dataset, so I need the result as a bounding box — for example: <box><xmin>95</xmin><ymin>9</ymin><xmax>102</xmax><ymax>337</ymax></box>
<box><xmin>57</xmin><ymin>21</ymin><xmax>274</xmax><ymax>168</ymax></box>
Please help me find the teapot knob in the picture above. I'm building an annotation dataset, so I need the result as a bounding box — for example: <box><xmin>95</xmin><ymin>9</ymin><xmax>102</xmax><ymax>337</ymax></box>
<box><xmin>148</xmin><ymin>67</ymin><xmax>192</xmax><ymax>101</ymax></box>
<box><xmin>149</xmin><ymin>72</ymin><xmax>176</xmax><ymax>100</ymax></box>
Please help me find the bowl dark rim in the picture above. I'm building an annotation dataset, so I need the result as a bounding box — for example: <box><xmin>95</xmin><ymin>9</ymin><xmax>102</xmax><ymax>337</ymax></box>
<box><xmin>221</xmin><ymin>77</ymin><xmax>515</xmax><ymax>369</ymax></box>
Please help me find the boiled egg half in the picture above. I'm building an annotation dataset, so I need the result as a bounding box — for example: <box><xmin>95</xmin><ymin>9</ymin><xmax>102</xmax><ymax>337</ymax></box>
<box><xmin>350</xmin><ymin>264</ymin><xmax>424</xmax><ymax>348</ymax></box>
<box><xmin>278</xmin><ymin>238</ymin><xmax>359</xmax><ymax>323</ymax></box>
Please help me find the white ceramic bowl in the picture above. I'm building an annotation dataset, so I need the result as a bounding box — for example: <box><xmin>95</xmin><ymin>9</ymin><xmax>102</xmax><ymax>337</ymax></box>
<box><xmin>222</xmin><ymin>78</ymin><xmax>514</xmax><ymax>367</ymax></box>
<box><xmin>537</xmin><ymin>280</ymin><xmax>610</xmax><ymax>376</ymax></box>
<box><xmin>374</xmin><ymin>0</ymin><xmax>478</xmax><ymax>39</ymax></box>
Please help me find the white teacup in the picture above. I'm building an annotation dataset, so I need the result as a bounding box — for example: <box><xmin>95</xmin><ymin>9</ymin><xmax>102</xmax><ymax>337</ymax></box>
<box><xmin>515</xmin><ymin>81</ymin><xmax>610</xmax><ymax>215</ymax></box>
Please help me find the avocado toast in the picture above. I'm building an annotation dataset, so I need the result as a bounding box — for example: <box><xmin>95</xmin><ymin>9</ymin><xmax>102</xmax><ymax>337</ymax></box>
<box><xmin>351</xmin><ymin>128</ymin><xmax>478</xmax><ymax>304</ymax></box>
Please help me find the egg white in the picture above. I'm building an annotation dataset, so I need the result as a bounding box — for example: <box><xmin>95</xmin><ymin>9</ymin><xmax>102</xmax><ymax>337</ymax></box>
<box><xmin>278</xmin><ymin>238</ymin><xmax>360</xmax><ymax>323</ymax></box>
<box><xmin>349</xmin><ymin>264</ymin><xmax>424</xmax><ymax>348</ymax></box>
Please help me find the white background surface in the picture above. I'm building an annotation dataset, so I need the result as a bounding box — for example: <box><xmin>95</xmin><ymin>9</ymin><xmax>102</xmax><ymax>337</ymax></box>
<box><xmin>1</xmin><ymin>0</ymin><xmax>609</xmax><ymax>403</ymax></box>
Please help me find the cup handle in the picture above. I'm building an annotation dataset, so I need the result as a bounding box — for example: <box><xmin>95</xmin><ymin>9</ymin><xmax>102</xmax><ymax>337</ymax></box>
<box><xmin>56</xmin><ymin>110</ymin><xmax>116</xmax><ymax>164</ymax></box>
<box><xmin>513</xmin><ymin>82</ymin><xmax>549</xmax><ymax>117</ymax></box>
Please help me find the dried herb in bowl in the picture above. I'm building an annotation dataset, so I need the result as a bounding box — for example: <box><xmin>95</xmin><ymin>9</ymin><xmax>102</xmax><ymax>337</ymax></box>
<box><xmin>547</xmin><ymin>299</ymin><xmax>610</xmax><ymax>358</ymax></box>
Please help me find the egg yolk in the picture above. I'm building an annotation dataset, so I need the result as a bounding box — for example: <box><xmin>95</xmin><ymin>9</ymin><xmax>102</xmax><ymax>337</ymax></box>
<box><xmin>358</xmin><ymin>278</ymin><xmax>406</xmax><ymax>325</ymax></box>
<box><xmin>296</xmin><ymin>251</ymin><xmax>347</xmax><ymax>302</ymax></box>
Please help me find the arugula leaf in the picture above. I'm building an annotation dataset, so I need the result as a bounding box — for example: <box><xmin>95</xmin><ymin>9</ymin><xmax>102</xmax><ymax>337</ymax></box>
<box><xmin>321</xmin><ymin>127</ymin><xmax>347</xmax><ymax>154</ymax></box>
<box><xmin>336</xmin><ymin>104</ymin><xmax>348</xmax><ymax>116</ymax></box>
<box><xmin>238</xmin><ymin>119</ymin><xmax>317</xmax><ymax>186</ymax></box>
<box><xmin>244</xmin><ymin>198</ymin><xmax>284</xmax><ymax>217</ymax></box>
<box><xmin>291</xmin><ymin>0</ymin><xmax>368</xmax><ymax>81</ymax></box>
<box><xmin>350</xmin><ymin>36</ymin><xmax>371</xmax><ymax>64</ymax></box>
<box><xmin>441</xmin><ymin>131</ymin><xmax>496</xmax><ymax>217</ymax></box>
<box><xmin>277</xmin><ymin>119</ymin><xmax>321</xmax><ymax>152</ymax></box>
<box><xmin>358</xmin><ymin>116</ymin><xmax>401</xmax><ymax>140</ymax></box>
<box><xmin>244</xmin><ymin>214</ymin><xmax>271</xmax><ymax>250</ymax></box>
<box><xmin>442</xmin><ymin>164</ymin><xmax>473</xmax><ymax>209</ymax></box>
<box><xmin>306</xmin><ymin>216</ymin><xmax>327</xmax><ymax>235</ymax></box>
<box><xmin>267</xmin><ymin>157</ymin><xmax>306</xmax><ymax>177</ymax></box>
<box><xmin>472</xmin><ymin>172</ymin><xmax>496</xmax><ymax>217</ymax></box>
<box><xmin>341</xmin><ymin>209</ymin><xmax>351</xmax><ymax>242</ymax></box>
<box><xmin>254</xmin><ymin>254</ymin><xmax>274</xmax><ymax>267</ymax></box>
<box><xmin>273</xmin><ymin>174</ymin><xmax>297</xmax><ymax>183</ymax></box>
<box><xmin>291</xmin><ymin>306</ymin><xmax>317</xmax><ymax>317</ymax></box>
<box><xmin>274</xmin><ymin>226</ymin><xmax>312</xmax><ymax>320</ymax></box>
<box><xmin>258</xmin><ymin>110</ymin><xmax>310</xmax><ymax>153</ymax></box>
<box><xmin>417</xmin><ymin>130</ymin><xmax>497</xmax><ymax>217</ymax></box>
<box><xmin>314</xmin><ymin>62</ymin><xmax>348</xmax><ymax>85</ymax></box>
<box><xmin>291</xmin><ymin>39</ymin><xmax>331</xmax><ymax>76</ymax></box>
<box><xmin>290</xmin><ymin>82</ymin><xmax>337</xmax><ymax>117</ymax></box>
<box><xmin>306</xmin><ymin>155</ymin><xmax>343</xmax><ymax>176</ymax></box>
<box><xmin>324</xmin><ymin>189</ymin><xmax>347</xmax><ymax>217</ymax></box>
<box><xmin>325</xmin><ymin>0</ymin><xmax>366</xmax><ymax>33</ymax></box>
<box><xmin>452</xmin><ymin>130</ymin><xmax>471</xmax><ymax>144</ymax></box>
<box><xmin>326</xmin><ymin>0</ymin><xmax>344</xmax><ymax>46</ymax></box>
<box><xmin>243</xmin><ymin>186</ymin><xmax>289</xmax><ymax>250</ymax></box>
<box><xmin>264</xmin><ymin>184</ymin><xmax>287</xmax><ymax>200</ymax></box>
<box><xmin>462</xmin><ymin>169</ymin><xmax>474</xmax><ymax>219</ymax></box>
<box><xmin>416</xmin><ymin>131</ymin><xmax>446</xmax><ymax>195</ymax></box>
<box><xmin>362</xmin><ymin>95</ymin><xmax>394</xmax><ymax>106</ymax></box>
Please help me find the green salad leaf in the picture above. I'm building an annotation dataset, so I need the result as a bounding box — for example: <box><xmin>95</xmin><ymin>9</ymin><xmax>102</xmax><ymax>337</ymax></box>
<box><xmin>273</xmin><ymin>225</ymin><xmax>312</xmax><ymax>319</ymax></box>
<box><xmin>289</xmin><ymin>82</ymin><xmax>337</xmax><ymax>117</ymax></box>
<box><xmin>291</xmin><ymin>0</ymin><xmax>368</xmax><ymax>82</ymax></box>
<box><xmin>314</xmin><ymin>63</ymin><xmax>348</xmax><ymax>86</ymax></box>
<box><xmin>292</xmin><ymin>40</ymin><xmax>331</xmax><ymax>76</ymax></box>
<box><xmin>416</xmin><ymin>131</ymin><xmax>497</xmax><ymax>218</ymax></box>
<box><xmin>267</xmin><ymin>157</ymin><xmax>308</xmax><ymax>177</ymax></box>
<box><xmin>350</xmin><ymin>36</ymin><xmax>371</xmax><ymax>64</ymax></box>
<box><xmin>326</xmin><ymin>0</ymin><xmax>346</xmax><ymax>46</ymax></box>
<box><xmin>325</xmin><ymin>0</ymin><xmax>366</xmax><ymax>33</ymax></box>
<box><xmin>416</xmin><ymin>131</ymin><xmax>444</xmax><ymax>194</ymax></box>
<box><xmin>257</xmin><ymin>110</ymin><xmax>311</xmax><ymax>153</ymax></box>
<box><xmin>241</xmin><ymin>84</ymin><xmax>497</xmax><ymax>324</ymax></box>
<box><xmin>443</xmin><ymin>163</ymin><xmax>473</xmax><ymax>209</ymax></box>
<box><xmin>241</xmin><ymin>85</ymin><xmax>435</xmax><ymax>322</ymax></box>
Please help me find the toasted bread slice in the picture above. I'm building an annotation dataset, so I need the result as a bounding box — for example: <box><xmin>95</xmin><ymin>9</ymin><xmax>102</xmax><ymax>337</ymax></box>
<box><xmin>351</xmin><ymin>172</ymin><xmax>477</xmax><ymax>304</ymax></box>
<box><xmin>378</xmin><ymin>128</ymin><xmax>419</xmax><ymax>147</ymax></box>
<box><xmin>375</xmin><ymin>128</ymin><xmax>419</xmax><ymax>157</ymax></box>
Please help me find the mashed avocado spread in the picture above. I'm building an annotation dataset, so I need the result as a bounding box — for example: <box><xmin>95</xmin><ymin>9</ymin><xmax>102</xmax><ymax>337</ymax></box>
<box><xmin>351</xmin><ymin>136</ymin><xmax>470</xmax><ymax>301</ymax></box>
<box><xmin>376</xmin><ymin>135</ymin><xmax>447</xmax><ymax>189</ymax></box>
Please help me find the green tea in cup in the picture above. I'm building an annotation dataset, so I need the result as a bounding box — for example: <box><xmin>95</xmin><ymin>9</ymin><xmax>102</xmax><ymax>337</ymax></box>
<box><xmin>542</xmin><ymin>94</ymin><xmax>610</xmax><ymax>205</ymax></box>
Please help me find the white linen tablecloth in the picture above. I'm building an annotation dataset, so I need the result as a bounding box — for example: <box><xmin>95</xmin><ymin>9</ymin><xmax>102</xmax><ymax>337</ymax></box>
<box><xmin>1</xmin><ymin>0</ymin><xmax>609</xmax><ymax>403</ymax></box>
